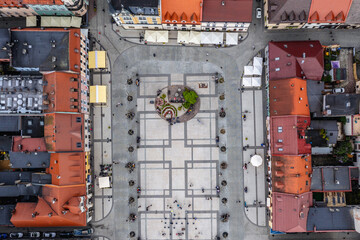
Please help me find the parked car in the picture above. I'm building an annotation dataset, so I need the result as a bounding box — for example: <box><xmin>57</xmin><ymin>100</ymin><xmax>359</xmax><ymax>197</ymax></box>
<box><xmin>59</xmin><ymin>232</ymin><xmax>73</xmax><ymax>238</ymax></box>
<box><xmin>333</xmin><ymin>87</ymin><xmax>345</xmax><ymax>93</ymax></box>
<box><xmin>73</xmin><ymin>228</ymin><xmax>94</xmax><ymax>236</ymax></box>
<box><xmin>43</xmin><ymin>232</ymin><xmax>56</xmax><ymax>238</ymax></box>
<box><xmin>29</xmin><ymin>232</ymin><xmax>40</xmax><ymax>238</ymax></box>
<box><xmin>10</xmin><ymin>233</ymin><xmax>23</xmax><ymax>238</ymax></box>
<box><xmin>0</xmin><ymin>233</ymin><xmax>7</xmax><ymax>239</ymax></box>
<box><xmin>256</xmin><ymin>8</ymin><xmax>262</xmax><ymax>18</ymax></box>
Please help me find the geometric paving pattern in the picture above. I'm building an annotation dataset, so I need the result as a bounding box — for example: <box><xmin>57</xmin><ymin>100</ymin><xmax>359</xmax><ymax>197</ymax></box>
<box><xmin>137</xmin><ymin>74</ymin><xmax>219</xmax><ymax>239</ymax></box>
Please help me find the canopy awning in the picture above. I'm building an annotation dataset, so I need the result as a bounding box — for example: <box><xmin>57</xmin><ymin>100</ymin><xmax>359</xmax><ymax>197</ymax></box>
<box><xmin>243</xmin><ymin>77</ymin><xmax>252</xmax><ymax>87</ymax></box>
<box><xmin>89</xmin><ymin>51</ymin><xmax>106</xmax><ymax>69</ymax></box>
<box><xmin>98</xmin><ymin>177</ymin><xmax>110</xmax><ymax>188</ymax></box>
<box><xmin>177</xmin><ymin>31</ymin><xmax>189</xmax><ymax>44</ymax></box>
<box><xmin>200</xmin><ymin>32</ymin><xmax>212</xmax><ymax>44</ymax></box>
<box><xmin>156</xmin><ymin>31</ymin><xmax>169</xmax><ymax>43</ymax></box>
<box><xmin>252</xmin><ymin>77</ymin><xmax>262</xmax><ymax>87</ymax></box>
<box><xmin>253</xmin><ymin>57</ymin><xmax>263</xmax><ymax>75</ymax></box>
<box><xmin>250</xmin><ymin>155</ymin><xmax>263</xmax><ymax>167</ymax></box>
<box><xmin>26</xmin><ymin>16</ymin><xmax>37</xmax><ymax>27</ymax></box>
<box><xmin>144</xmin><ymin>30</ymin><xmax>157</xmax><ymax>43</ymax></box>
<box><xmin>244</xmin><ymin>66</ymin><xmax>253</xmax><ymax>75</ymax></box>
<box><xmin>90</xmin><ymin>85</ymin><xmax>107</xmax><ymax>103</ymax></box>
<box><xmin>225</xmin><ymin>32</ymin><xmax>238</xmax><ymax>45</ymax></box>
<box><xmin>40</xmin><ymin>16</ymin><xmax>81</xmax><ymax>27</ymax></box>
<box><xmin>212</xmin><ymin>32</ymin><xmax>224</xmax><ymax>45</ymax></box>
<box><xmin>70</xmin><ymin>17</ymin><xmax>82</xmax><ymax>28</ymax></box>
<box><xmin>189</xmin><ymin>31</ymin><xmax>201</xmax><ymax>44</ymax></box>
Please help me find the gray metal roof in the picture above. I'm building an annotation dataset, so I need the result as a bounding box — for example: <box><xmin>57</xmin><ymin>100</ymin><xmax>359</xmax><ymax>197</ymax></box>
<box><xmin>306</xmin><ymin>80</ymin><xmax>324</xmax><ymax>117</ymax></box>
<box><xmin>11</xmin><ymin>30</ymin><xmax>69</xmax><ymax>71</ymax></box>
<box><xmin>9</xmin><ymin>152</ymin><xmax>50</xmax><ymax>169</ymax></box>
<box><xmin>0</xmin><ymin>136</ymin><xmax>12</xmax><ymax>152</ymax></box>
<box><xmin>323</xmin><ymin>94</ymin><xmax>360</xmax><ymax>116</ymax></box>
<box><xmin>310</xmin><ymin>120</ymin><xmax>338</xmax><ymax>145</ymax></box>
<box><xmin>0</xmin><ymin>75</ymin><xmax>44</xmax><ymax>114</ymax></box>
<box><xmin>110</xmin><ymin>0</ymin><xmax>159</xmax><ymax>14</ymax></box>
<box><xmin>0</xmin><ymin>116</ymin><xmax>20</xmax><ymax>132</ymax></box>
<box><xmin>307</xmin><ymin>207</ymin><xmax>354</xmax><ymax>231</ymax></box>
<box><xmin>31</xmin><ymin>173</ymin><xmax>52</xmax><ymax>184</ymax></box>
<box><xmin>0</xmin><ymin>185</ymin><xmax>41</xmax><ymax>197</ymax></box>
<box><xmin>311</xmin><ymin>166</ymin><xmax>351</xmax><ymax>191</ymax></box>
<box><xmin>0</xmin><ymin>29</ymin><xmax>10</xmax><ymax>60</ymax></box>
<box><xmin>267</xmin><ymin>0</ymin><xmax>311</xmax><ymax>24</ymax></box>
<box><xmin>0</xmin><ymin>172</ymin><xmax>31</xmax><ymax>185</ymax></box>
<box><xmin>346</xmin><ymin>0</ymin><xmax>360</xmax><ymax>24</ymax></box>
<box><xmin>0</xmin><ymin>205</ymin><xmax>15</xmax><ymax>226</ymax></box>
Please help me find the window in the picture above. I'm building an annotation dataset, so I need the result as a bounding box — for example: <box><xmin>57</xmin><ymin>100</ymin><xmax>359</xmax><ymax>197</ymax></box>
<box><xmin>278</xmin><ymin>148</ymin><xmax>283</xmax><ymax>151</ymax></box>
<box><xmin>306</xmin><ymin>181</ymin><xmax>309</xmax><ymax>186</ymax></box>
<box><xmin>76</xmin><ymin>117</ymin><xmax>82</xmax><ymax>123</ymax></box>
<box><xmin>278</xmin><ymin>139</ymin><xmax>283</xmax><ymax>142</ymax></box>
<box><xmin>76</xmin><ymin>142</ymin><xmax>82</xmax><ymax>148</ymax></box>
<box><xmin>277</xmin><ymin>126</ymin><xmax>283</xmax><ymax>133</ymax></box>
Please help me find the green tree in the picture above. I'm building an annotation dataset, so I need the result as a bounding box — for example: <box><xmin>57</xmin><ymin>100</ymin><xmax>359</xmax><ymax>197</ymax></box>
<box><xmin>333</xmin><ymin>141</ymin><xmax>353</xmax><ymax>162</ymax></box>
<box><xmin>183</xmin><ymin>89</ymin><xmax>198</xmax><ymax>105</ymax></box>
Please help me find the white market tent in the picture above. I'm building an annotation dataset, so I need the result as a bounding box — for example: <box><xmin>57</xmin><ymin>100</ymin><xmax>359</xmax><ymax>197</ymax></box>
<box><xmin>243</xmin><ymin>77</ymin><xmax>252</xmax><ymax>87</ymax></box>
<box><xmin>189</xmin><ymin>31</ymin><xmax>201</xmax><ymax>44</ymax></box>
<box><xmin>244</xmin><ymin>66</ymin><xmax>253</xmax><ymax>75</ymax></box>
<box><xmin>225</xmin><ymin>32</ymin><xmax>238</xmax><ymax>45</ymax></box>
<box><xmin>252</xmin><ymin>77</ymin><xmax>262</xmax><ymax>87</ymax></box>
<box><xmin>177</xmin><ymin>31</ymin><xmax>189</xmax><ymax>44</ymax></box>
<box><xmin>200</xmin><ymin>32</ymin><xmax>212</xmax><ymax>44</ymax></box>
<box><xmin>144</xmin><ymin>30</ymin><xmax>157</xmax><ymax>43</ymax></box>
<box><xmin>250</xmin><ymin>155</ymin><xmax>263</xmax><ymax>167</ymax></box>
<box><xmin>26</xmin><ymin>16</ymin><xmax>37</xmax><ymax>27</ymax></box>
<box><xmin>98</xmin><ymin>176</ymin><xmax>111</xmax><ymax>188</ymax></box>
<box><xmin>156</xmin><ymin>31</ymin><xmax>169</xmax><ymax>43</ymax></box>
<box><xmin>212</xmin><ymin>32</ymin><xmax>224</xmax><ymax>45</ymax></box>
<box><xmin>253</xmin><ymin>57</ymin><xmax>263</xmax><ymax>75</ymax></box>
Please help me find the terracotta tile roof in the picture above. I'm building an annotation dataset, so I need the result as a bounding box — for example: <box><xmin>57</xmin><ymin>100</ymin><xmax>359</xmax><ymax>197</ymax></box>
<box><xmin>272</xmin><ymin>192</ymin><xmax>313</xmax><ymax>233</ymax></box>
<box><xmin>268</xmin><ymin>41</ymin><xmax>324</xmax><ymax>81</ymax></box>
<box><xmin>270</xmin><ymin>115</ymin><xmax>312</xmax><ymax>155</ymax></box>
<box><xmin>11</xmin><ymin>136</ymin><xmax>47</xmax><ymax>152</ymax></box>
<box><xmin>271</xmin><ymin>155</ymin><xmax>312</xmax><ymax>194</ymax></box>
<box><xmin>48</xmin><ymin>153</ymin><xmax>85</xmax><ymax>186</ymax></box>
<box><xmin>202</xmin><ymin>0</ymin><xmax>253</xmax><ymax>22</ymax></box>
<box><xmin>269</xmin><ymin>78</ymin><xmax>310</xmax><ymax>116</ymax></box>
<box><xmin>11</xmin><ymin>185</ymin><xmax>87</xmax><ymax>227</ymax></box>
<box><xmin>162</xmin><ymin>0</ymin><xmax>203</xmax><ymax>24</ymax></box>
<box><xmin>22</xmin><ymin>0</ymin><xmax>63</xmax><ymax>5</ymax></box>
<box><xmin>0</xmin><ymin>1</ymin><xmax>23</xmax><ymax>7</ymax></box>
<box><xmin>43</xmin><ymin>72</ymin><xmax>81</xmax><ymax>113</ymax></box>
<box><xmin>308</xmin><ymin>0</ymin><xmax>353</xmax><ymax>23</ymax></box>
<box><xmin>44</xmin><ymin>113</ymin><xmax>84</xmax><ymax>152</ymax></box>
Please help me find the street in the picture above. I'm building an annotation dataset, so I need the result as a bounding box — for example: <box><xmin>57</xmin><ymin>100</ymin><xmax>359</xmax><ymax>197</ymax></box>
<box><xmin>88</xmin><ymin>0</ymin><xmax>360</xmax><ymax>239</ymax></box>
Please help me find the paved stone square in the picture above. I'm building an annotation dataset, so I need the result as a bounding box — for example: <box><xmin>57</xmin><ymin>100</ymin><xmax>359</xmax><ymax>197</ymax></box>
<box><xmin>137</xmin><ymin>74</ymin><xmax>219</xmax><ymax>239</ymax></box>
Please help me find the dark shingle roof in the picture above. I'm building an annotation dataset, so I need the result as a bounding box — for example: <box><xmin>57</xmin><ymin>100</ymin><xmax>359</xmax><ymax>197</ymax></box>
<box><xmin>110</xmin><ymin>0</ymin><xmax>159</xmax><ymax>14</ymax></box>
<box><xmin>9</xmin><ymin>152</ymin><xmax>50</xmax><ymax>169</ymax></box>
<box><xmin>11</xmin><ymin>31</ymin><xmax>69</xmax><ymax>71</ymax></box>
<box><xmin>267</xmin><ymin>0</ymin><xmax>311</xmax><ymax>24</ymax></box>
<box><xmin>323</xmin><ymin>94</ymin><xmax>360</xmax><ymax>116</ymax></box>
<box><xmin>307</xmin><ymin>207</ymin><xmax>354</xmax><ymax>231</ymax></box>
<box><xmin>0</xmin><ymin>205</ymin><xmax>15</xmax><ymax>225</ymax></box>
<box><xmin>311</xmin><ymin>166</ymin><xmax>352</xmax><ymax>191</ymax></box>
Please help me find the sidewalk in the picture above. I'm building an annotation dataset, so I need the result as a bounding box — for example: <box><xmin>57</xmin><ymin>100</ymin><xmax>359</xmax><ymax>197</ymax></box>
<box><xmin>90</xmin><ymin>40</ymin><xmax>113</xmax><ymax>222</ymax></box>
<box><xmin>112</xmin><ymin>24</ymin><xmax>249</xmax><ymax>47</ymax></box>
